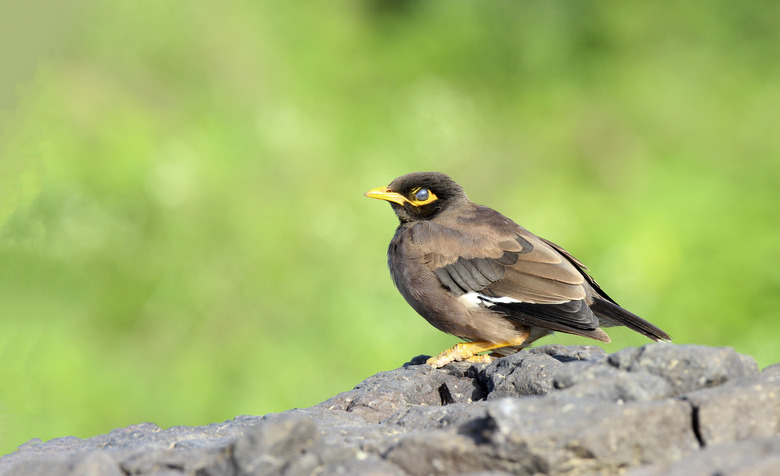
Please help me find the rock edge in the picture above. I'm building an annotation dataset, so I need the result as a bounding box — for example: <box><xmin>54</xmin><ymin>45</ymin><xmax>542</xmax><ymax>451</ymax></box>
<box><xmin>1</xmin><ymin>343</ymin><xmax>779</xmax><ymax>476</ymax></box>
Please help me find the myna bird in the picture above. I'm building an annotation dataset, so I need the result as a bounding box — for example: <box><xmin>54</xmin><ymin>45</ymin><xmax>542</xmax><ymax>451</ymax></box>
<box><xmin>365</xmin><ymin>172</ymin><xmax>670</xmax><ymax>368</ymax></box>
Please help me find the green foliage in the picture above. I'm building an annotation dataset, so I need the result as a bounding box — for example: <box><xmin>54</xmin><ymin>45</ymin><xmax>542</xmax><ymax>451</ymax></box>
<box><xmin>1</xmin><ymin>0</ymin><xmax>779</xmax><ymax>455</ymax></box>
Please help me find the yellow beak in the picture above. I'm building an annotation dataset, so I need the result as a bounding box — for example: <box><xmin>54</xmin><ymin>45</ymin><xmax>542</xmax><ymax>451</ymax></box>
<box><xmin>364</xmin><ymin>186</ymin><xmax>408</xmax><ymax>206</ymax></box>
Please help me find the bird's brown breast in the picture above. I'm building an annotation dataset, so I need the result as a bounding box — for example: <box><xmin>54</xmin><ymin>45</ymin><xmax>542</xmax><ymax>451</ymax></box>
<box><xmin>389</xmin><ymin>222</ymin><xmax>527</xmax><ymax>342</ymax></box>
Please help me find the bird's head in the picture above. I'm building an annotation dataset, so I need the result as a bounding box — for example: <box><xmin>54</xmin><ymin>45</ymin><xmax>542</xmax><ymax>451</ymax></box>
<box><xmin>364</xmin><ymin>172</ymin><xmax>468</xmax><ymax>223</ymax></box>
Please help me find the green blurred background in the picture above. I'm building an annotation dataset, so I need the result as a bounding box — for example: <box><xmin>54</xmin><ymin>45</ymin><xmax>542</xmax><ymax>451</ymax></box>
<box><xmin>1</xmin><ymin>0</ymin><xmax>779</xmax><ymax>455</ymax></box>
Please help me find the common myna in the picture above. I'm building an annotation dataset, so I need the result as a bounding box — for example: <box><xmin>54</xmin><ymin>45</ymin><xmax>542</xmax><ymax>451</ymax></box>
<box><xmin>365</xmin><ymin>172</ymin><xmax>670</xmax><ymax>368</ymax></box>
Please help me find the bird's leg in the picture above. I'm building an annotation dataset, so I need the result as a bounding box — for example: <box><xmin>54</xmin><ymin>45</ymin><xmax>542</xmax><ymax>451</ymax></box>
<box><xmin>426</xmin><ymin>331</ymin><xmax>530</xmax><ymax>368</ymax></box>
<box><xmin>426</xmin><ymin>340</ymin><xmax>514</xmax><ymax>367</ymax></box>
<box><xmin>465</xmin><ymin>354</ymin><xmax>495</xmax><ymax>364</ymax></box>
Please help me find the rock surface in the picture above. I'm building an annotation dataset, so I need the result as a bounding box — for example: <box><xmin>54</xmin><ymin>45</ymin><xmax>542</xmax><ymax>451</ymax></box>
<box><xmin>1</xmin><ymin>343</ymin><xmax>778</xmax><ymax>475</ymax></box>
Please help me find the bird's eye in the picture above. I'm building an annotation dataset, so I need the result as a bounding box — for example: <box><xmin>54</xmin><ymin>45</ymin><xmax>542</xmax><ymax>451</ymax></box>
<box><xmin>415</xmin><ymin>188</ymin><xmax>430</xmax><ymax>201</ymax></box>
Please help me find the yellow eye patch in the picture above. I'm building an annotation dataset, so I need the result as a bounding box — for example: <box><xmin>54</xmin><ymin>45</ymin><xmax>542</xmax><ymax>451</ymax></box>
<box><xmin>410</xmin><ymin>187</ymin><xmax>438</xmax><ymax>205</ymax></box>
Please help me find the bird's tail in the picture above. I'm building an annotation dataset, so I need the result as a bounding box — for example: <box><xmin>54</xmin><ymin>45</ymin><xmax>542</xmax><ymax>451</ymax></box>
<box><xmin>590</xmin><ymin>298</ymin><xmax>671</xmax><ymax>342</ymax></box>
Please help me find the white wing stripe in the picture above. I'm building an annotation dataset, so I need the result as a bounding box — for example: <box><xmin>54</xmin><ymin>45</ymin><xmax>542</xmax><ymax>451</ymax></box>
<box><xmin>458</xmin><ymin>292</ymin><xmax>523</xmax><ymax>308</ymax></box>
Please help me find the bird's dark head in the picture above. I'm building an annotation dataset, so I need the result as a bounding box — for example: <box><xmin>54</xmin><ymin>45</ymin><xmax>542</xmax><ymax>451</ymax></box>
<box><xmin>364</xmin><ymin>172</ymin><xmax>468</xmax><ymax>223</ymax></box>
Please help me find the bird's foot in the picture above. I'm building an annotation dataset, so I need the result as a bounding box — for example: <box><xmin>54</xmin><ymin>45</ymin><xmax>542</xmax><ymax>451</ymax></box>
<box><xmin>426</xmin><ymin>332</ymin><xmax>531</xmax><ymax>368</ymax></box>
<box><xmin>426</xmin><ymin>341</ymin><xmax>497</xmax><ymax>368</ymax></box>
<box><xmin>465</xmin><ymin>354</ymin><xmax>495</xmax><ymax>364</ymax></box>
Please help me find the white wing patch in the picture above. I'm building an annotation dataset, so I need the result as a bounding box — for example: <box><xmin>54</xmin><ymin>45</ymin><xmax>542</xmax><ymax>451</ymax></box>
<box><xmin>458</xmin><ymin>292</ymin><xmax>523</xmax><ymax>308</ymax></box>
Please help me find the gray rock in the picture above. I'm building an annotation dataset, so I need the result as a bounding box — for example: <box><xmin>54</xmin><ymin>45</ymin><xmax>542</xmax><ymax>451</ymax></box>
<box><xmin>607</xmin><ymin>344</ymin><xmax>759</xmax><ymax>395</ymax></box>
<box><xmin>480</xmin><ymin>351</ymin><xmax>564</xmax><ymax>399</ymax></box>
<box><xmin>384</xmin><ymin>431</ymin><xmax>537</xmax><ymax>476</ymax></box>
<box><xmin>530</xmin><ymin>344</ymin><xmax>608</xmax><ymax>363</ymax></box>
<box><xmin>552</xmin><ymin>360</ymin><xmax>673</xmax><ymax>402</ymax></box>
<box><xmin>315</xmin><ymin>360</ymin><xmax>485</xmax><ymax>423</ymax></box>
<box><xmin>683</xmin><ymin>364</ymin><xmax>780</xmax><ymax>447</ymax></box>
<box><xmin>628</xmin><ymin>436</ymin><xmax>780</xmax><ymax>476</ymax></box>
<box><xmin>2</xmin><ymin>451</ymin><xmax>123</xmax><ymax>476</ymax></box>
<box><xmin>1</xmin><ymin>344</ymin><xmax>776</xmax><ymax>476</ymax></box>
<box><xmin>484</xmin><ymin>396</ymin><xmax>700</xmax><ymax>473</ymax></box>
<box><xmin>231</xmin><ymin>414</ymin><xmax>321</xmax><ymax>475</ymax></box>
<box><xmin>321</xmin><ymin>458</ymin><xmax>408</xmax><ymax>476</ymax></box>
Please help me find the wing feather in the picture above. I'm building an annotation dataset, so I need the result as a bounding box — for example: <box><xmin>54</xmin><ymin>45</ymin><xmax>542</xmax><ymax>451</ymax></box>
<box><xmin>433</xmin><ymin>267</ymin><xmax>465</xmax><ymax>295</ymax></box>
<box><xmin>451</xmin><ymin>260</ymin><xmax>482</xmax><ymax>290</ymax></box>
<box><xmin>492</xmin><ymin>300</ymin><xmax>606</xmax><ymax>339</ymax></box>
<box><xmin>488</xmin><ymin>268</ymin><xmax>586</xmax><ymax>303</ymax></box>
<box><xmin>413</xmin><ymin>206</ymin><xmax>600</xmax><ymax>332</ymax></box>
<box><xmin>472</xmin><ymin>257</ymin><xmax>504</xmax><ymax>282</ymax></box>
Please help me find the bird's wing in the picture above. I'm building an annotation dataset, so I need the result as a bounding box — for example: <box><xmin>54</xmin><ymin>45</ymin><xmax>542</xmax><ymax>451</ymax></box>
<box><xmin>411</xmin><ymin>207</ymin><xmax>602</xmax><ymax>333</ymax></box>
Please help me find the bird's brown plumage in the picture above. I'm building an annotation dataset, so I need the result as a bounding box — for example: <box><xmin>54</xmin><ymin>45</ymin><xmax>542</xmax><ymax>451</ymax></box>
<box><xmin>365</xmin><ymin>171</ymin><xmax>670</xmax><ymax>367</ymax></box>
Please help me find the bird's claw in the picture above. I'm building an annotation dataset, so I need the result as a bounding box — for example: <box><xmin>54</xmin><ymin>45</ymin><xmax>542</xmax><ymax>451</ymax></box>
<box><xmin>426</xmin><ymin>342</ymin><xmax>496</xmax><ymax>368</ymax></box>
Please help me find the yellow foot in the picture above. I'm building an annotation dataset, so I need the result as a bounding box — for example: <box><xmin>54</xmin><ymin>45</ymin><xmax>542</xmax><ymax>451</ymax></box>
<box><xmin>465</xmin><ymin>354</ymin><xmax>495</xmax><ymax>364</ymax></box>
<box><xmin>426</xmin><ymin>331</ymin><xmax>530</xmax><ymax>368</ymax></box>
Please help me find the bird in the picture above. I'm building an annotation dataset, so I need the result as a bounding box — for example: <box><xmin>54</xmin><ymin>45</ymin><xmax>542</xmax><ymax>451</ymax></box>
<box><xmin>364</xmin><ymin>171</ymin><xmax>670</xmax><ymax>368</ymax></box>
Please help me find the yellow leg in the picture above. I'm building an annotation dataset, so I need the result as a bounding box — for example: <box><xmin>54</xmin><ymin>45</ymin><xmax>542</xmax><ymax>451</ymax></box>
<box><xmin>465</xmin><ymin>354</ymin><xmax>495</xmax><ymax>364</ymax></box>
<box><xmin>426</xmin><ymin>331</ymin><xmax>530</xmax><ymax>368</ymax></box>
